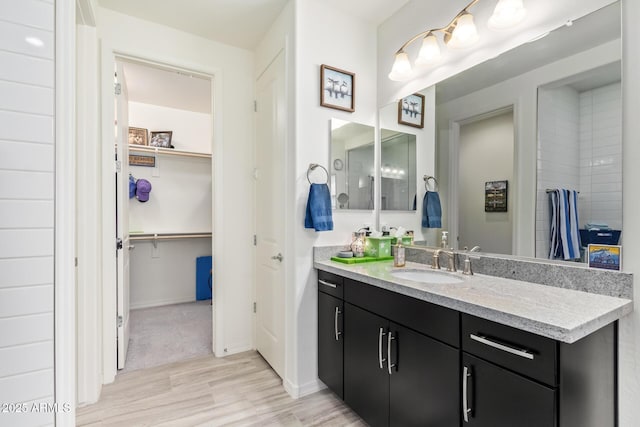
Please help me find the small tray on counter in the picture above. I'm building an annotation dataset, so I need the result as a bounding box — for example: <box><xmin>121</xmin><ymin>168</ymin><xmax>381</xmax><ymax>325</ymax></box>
<box><xmin>330</xmin><ymin>255</ymin><xmax>394</xmax><ymax>264</ymax></box>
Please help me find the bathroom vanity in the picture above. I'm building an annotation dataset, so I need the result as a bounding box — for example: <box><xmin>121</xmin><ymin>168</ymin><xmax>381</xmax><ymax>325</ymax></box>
<box><xmin>315</xmin><ymin>252</ymin><xmax>632</xmax><ymax>427</ymax></box>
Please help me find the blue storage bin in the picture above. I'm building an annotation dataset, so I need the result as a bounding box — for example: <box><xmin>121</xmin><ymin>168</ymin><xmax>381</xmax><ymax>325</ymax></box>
<box><xmin>579</xmin><ymin>229</ymin><xmax>621</xmax><ymax>246</ymax></box>
<box><xmin>196</xmin><ymin>256</ymin><xmax>212</xmax><ymax>300</ymax></box>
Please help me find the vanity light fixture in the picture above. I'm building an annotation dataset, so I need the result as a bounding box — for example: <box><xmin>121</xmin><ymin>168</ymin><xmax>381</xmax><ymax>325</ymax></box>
<box><xmin>388</xmin><ymin>0</ymin><xmax>527</xmax><ymax>81</ymax></box>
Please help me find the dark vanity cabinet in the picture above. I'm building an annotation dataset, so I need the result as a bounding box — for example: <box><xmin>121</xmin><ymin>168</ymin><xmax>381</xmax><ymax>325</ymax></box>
<box><xmin>321</xmin><ymin>273</ymin><xmax>460</xmax><ymax>427</ymax></box>
<box><xmin>461</xmin><ymin>314</ymin><xmax>615</xmax><ymax>427</ymax></box>
<box><xmin>317</xmin><ymin>270</ymin><xmax>616</xmax><ymax>427</ymax></box>
<box><xmin>317</xmin><ymin>271</ymin><xmax>344</xmax><ymax>399</ymax></box>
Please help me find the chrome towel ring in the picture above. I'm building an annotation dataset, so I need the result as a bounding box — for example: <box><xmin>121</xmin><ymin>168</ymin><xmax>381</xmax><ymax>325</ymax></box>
<box><xmin>307</xmin><ymin>163</ymin><xmax>329</xmax><ymax>184</ymax></box>
<box><xmin>424</xmin><ymin>175</ymin><xmax>438</xmax><ymax>192</ymax></box>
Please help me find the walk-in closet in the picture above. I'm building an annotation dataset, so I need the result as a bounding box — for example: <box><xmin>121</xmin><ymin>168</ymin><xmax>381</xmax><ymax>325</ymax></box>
<box><xmin>114</xmin><ymin>58</ymin><xmax>214</xmax><ymax>372</ymax></box>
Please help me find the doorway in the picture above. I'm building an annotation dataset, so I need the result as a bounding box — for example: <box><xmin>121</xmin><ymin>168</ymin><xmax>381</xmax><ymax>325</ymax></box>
<box><xmin>456</xmin><ymin>108</ymin><xmax>514</xmax><ymax>254</ymax></box>
<box><xmin>111</xmin><ymin>55</ymin><xmax>215</xmax><ymax>372</ymax></box>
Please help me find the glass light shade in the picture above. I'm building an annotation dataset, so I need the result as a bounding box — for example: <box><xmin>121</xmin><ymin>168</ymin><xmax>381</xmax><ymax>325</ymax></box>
<box><xmin>488</xmin><ymin>0</ymin><xmax>527</xmax><ymax>30</ymax></box>
<box><xmin>388</xmin><ymin>51</ymin><xmax>412</xmax><ymax>81</ymax></box>
<box><xmin>415</xmin><ymin>33</ymin><xmax>441</xmax><ymax>66</ymax></box>
<box><xmin>447</xmin><ymin>13</ymin><xmax>479</xmax><ymax>49</ymax></box>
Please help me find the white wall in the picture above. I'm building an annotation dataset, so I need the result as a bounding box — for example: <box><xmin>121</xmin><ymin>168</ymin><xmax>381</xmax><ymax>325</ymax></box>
<box><xmin>436</xmin><ymin>40</ymin><xmax>621</xmax><ymax>257</ymax></box>
<box><xmin>291</xmin><ymin>0</ymin><xmax>378</xmax><ymax>396</ymax></box>
<box><xmin>0</xmin><ymin>0</ymin><xmax>55</xmax><ymax>425</ymax></box>
<box><xmin>129</xmin><ymin>239</ymin><xmax>212</xmax><ymax>309</ymax></box>
<box><xmin>458</xmin><ymin>111</ymin><xmax>514</xmax><ymax>255</ymax></box>
<box><xmin>128</xmin><ymin>102</ymin><xmax>211</xmax><ymax>154</ymax></box>
<box><xmin>578</xmin><ymin>83</ymin><xmax>622</xmax><ymax>230</ymax></box>
<box><xmin>619</xmin><ymin>2</ymin><xmax>640</xmax><ymax>425</ymax></box>
<box><xmin>95</xmin><ymin>6</ymin><xmax>255</xmax><ymax>377</ymax></box>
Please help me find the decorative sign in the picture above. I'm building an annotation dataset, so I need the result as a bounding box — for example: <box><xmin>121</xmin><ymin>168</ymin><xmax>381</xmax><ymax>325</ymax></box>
<box><xmin>588</xmin><ymin>244</ymin><xmax>622</xmax><ymax>271</ymax></box>
<box><xmin>485</xmin><ymin>180</ymin><xmax>508</xmax><ymax>212</ymax></box>
<box><xmin>129</xmin><ymin>154</ymin><xmax>156</xmax><ymax>167</ymax></box>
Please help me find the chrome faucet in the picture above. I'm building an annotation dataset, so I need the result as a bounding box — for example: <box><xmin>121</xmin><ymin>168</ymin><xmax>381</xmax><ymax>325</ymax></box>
<box><xmin>432</xmin><ymin>249</ymin><xmax>457</xmax><ymax>272</ymax></box>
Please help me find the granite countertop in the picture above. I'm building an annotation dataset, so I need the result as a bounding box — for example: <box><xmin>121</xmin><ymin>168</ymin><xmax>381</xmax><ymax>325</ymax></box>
<box><xmin>314</xmin><ymin>259</ymin><xmax>633</xmax><ymax>344</ymax></box>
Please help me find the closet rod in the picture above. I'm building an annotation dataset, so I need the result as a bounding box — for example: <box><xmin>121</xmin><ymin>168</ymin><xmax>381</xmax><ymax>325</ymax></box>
<box><xmin>124</xmin><ymin>145</ymin><xmax>212</xmax><ymax>159</ymax></box>
<box><xmin>129</xmin><ymin>232</ymin><xmax>212</xmax><ymax>241</ymax></box>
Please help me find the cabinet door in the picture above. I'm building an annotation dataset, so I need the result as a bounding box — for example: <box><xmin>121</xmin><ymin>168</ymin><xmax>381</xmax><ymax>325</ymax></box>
<box><xmin>389</xmin><ymin>322</ymin><xmax>459</xmax><ymax>427</ymax></box>
<box><xmin>462</xmin><ymin>353</ymin><xmax>556</xmax><ymax>427</ymax></box>
<box><xmin>344</xmin><ymin>303</ymin><xmax>389</xmax><ymax>427</ymax></box>
<box><xmin>318</xmin><ymin>291</ymin><xmax>344</xmax><ymax>399</ymax></box>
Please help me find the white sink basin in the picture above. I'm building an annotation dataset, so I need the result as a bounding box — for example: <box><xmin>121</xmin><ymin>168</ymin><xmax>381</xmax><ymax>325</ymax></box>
<box><xmin>390</xmin><ymin>269</ymin><xmax>465</xmax><ymax>284</ymax></box>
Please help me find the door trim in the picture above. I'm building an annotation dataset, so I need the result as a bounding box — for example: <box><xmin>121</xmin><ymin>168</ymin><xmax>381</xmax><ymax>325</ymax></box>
<box><xmin>99</xmin><ymin>49</ymin><xmax>221</xmax><ymax>383</ymax></box>
<box><xmin>55</xmin><ymin>0</ymin><xmax>77</xmax><ymax>424</ymax></box>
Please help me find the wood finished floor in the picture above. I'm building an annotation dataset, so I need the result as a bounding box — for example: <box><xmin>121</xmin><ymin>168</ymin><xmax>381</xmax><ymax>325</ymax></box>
<box><xmin>77</xmin><ymin>351</ymin><xmax>365</xmax><ymax>426</ymax></box>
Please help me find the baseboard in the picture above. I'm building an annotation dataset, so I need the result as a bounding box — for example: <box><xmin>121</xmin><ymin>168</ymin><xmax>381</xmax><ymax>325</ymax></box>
<box><xmin>130</xmin><ymin>297</ymin><xmax>196</xmax><ymax>310</ymax></box>
<box><xmin>283</xmin><ymin>377</ymin><xmax>326</xmax><ymax>399</ymax></box>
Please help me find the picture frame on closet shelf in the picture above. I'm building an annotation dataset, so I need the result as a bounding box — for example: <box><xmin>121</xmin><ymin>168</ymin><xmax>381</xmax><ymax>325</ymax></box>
<box><xmin>128</xmin><ymin>127</ymin><xmax>148</xmax><ymax>146</ymax></box>
<box><xmin>150</xmin><ymin>131</ymin><xmax>173</xmax><ymax>148</ymax></box>
<box><xmin>320</xmin><ymin>64</ymin><xmax>355</xmax><ymax>113</ymax></box>
<box><xmin>397</xmin><ymin>93</ymin><xmax>425</xmax><ymax>128</ymax></box>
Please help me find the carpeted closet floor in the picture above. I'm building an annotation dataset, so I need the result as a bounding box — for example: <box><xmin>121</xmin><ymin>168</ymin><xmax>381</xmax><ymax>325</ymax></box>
<box><xmin>121</xmin><ymin>300</ymin><xmax>213</xmax><ymax>373</ymax></box>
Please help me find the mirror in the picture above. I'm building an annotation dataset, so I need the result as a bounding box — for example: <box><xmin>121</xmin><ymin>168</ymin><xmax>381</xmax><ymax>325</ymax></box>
<box><xmin>427</xmin><ymin>2</ymin><xmax>621</xmax><ymax>260</ymax></box>
<box><xmin>330</xmin><ymin>119</ymin><xmax>375</xmax><ymax>210</ymax></box>
<box><xmin>381</xmin><ymin>129</ymin><xmax>417</xmax><ymax>211</ymax></box>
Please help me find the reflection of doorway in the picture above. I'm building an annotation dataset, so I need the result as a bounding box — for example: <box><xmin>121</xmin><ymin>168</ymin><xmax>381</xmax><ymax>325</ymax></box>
<box><xmin>456</xmin><ymin>108</ymin><xmax>514</xmax><ymax>254</ymax></box>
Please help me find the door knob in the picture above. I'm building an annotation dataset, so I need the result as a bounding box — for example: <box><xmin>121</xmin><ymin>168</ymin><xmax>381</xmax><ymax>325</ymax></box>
<box><xmin>271</xmin><ymin>253</ymin><xmax>283</xmax><ymax>262</ymax></box>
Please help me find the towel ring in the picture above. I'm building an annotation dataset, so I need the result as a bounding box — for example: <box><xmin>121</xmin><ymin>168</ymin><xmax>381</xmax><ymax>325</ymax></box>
<box><xmin>307</xmin><ymin>163</ymin><xmax>329</xmax><ymax>184</ymax></box>
<box><xmin>424</xmin><ymin>175</ymin><xmax>438</xmax><ymax>192</ymax></box>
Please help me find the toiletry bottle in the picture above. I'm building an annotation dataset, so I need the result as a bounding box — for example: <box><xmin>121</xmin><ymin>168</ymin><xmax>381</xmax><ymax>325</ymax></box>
<box><xmin>394</xmin><ymin>244</ymin><xmax>406</xmax><ymax>267</ymax></box>
<box><xmin>441</xmin><ymin>231</ymin><xmax>448</xmax><ymax>249</ymax></box>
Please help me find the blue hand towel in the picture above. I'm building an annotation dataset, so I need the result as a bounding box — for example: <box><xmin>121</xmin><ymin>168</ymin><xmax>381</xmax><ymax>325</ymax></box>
<box><xmin>549</xmin><ymin>189</ymin><xmax>580</xmax><ymax>260</ymax></box>
<box><xmin>422</xmin><ymin>191</ymin><xmax>442</xmax><ymax>228</ymax></box>
<box><xmin>305</xmin><ymin>183</ymin><xmax>333</xmax><ymax>232</ymax></box>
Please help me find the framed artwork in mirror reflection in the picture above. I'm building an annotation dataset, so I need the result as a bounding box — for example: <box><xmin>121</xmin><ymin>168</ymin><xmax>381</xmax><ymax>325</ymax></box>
<box><xmin>320</xmin><ymin>64</ymin><xmax>355</xmax><ymax>112</ymax></box>
<box><xmin>398</xmin><ymin>93</ymin><xmax>425</xmax><ymax>128</ymax></box>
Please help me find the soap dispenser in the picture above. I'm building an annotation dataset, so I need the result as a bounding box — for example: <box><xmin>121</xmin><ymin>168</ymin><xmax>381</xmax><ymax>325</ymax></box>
<box><xmin>394</xmin><ymin>244</ymin><xmax>406</xmax><ymax>267</ymax></box>
<box><xmin>441</xmin><ymin>231</ymin><xmax>448</xmax><ymax>249</ymax></box>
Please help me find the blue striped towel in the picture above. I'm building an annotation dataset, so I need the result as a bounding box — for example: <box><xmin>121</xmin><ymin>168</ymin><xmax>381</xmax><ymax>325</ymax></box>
<box><xmin>549</xmin><ymin>189</ymin><xmax>580</xmax><ymax>260</ymax></box>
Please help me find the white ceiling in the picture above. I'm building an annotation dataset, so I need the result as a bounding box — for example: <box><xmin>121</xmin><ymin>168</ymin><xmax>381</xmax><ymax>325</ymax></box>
<box><xmin>99</xmin><ymin>0</ymin><xmax>408</xmax><ymax>50</ymax></box>
<box><xmin>98</xmin><ymin>0</ymin><xmax>289</xmax><ymax>50</ymax></box>
<box><xmin>121</xmin><ymin>60</ymin><xmax>212</xmax><ymax>114</ymax></box>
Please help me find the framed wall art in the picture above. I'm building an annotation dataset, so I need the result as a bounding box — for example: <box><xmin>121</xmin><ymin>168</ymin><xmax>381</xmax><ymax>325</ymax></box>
<box><xmin>398</xmin><ymin>93</ymin><xmax>425</xmax><ymax>128</ymax></box>
<box><xmin>150</xmin><ymin>131</ymin><xmax>173</xmax><ymax>148</ymax></box>
<box><xmin>320</xmin><ymin>64</ymin><xmax>355</xmax><ymax>113</ymax></box>
<box><xmin>485</xmin><ymin>180</ymin><xmax>508</xmax><ymax>212</ymax></box>
<box><xmin>128</xmin><ymin>127</ymin><xmax>148</xmax><ymax>146</ymax></box>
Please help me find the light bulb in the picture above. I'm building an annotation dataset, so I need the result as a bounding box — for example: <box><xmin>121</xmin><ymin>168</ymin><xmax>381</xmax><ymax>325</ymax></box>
<box><xmin>488</xmin><ymin>0</ymin><xmax>527</xmax><ymax>30</ymax></box>
<box><xmin>415</xmin><ymin>32</ymin><xmax>441</xmax><ymax>66</ymax></box>
<box><xmin>447</xmin><ymin>13</ymin><xmax>479</xmax><ymax>49</ymax></box>
<box><xmin>388</xmin><ymin>51</ymin><xmax>412</xmax><ymax>81</ymax></box>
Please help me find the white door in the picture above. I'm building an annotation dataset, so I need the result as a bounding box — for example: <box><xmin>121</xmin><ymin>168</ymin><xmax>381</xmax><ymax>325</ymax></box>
<box><xmin>255</xmin><ymin>51</ymin><xmax>286</xmax><ymax>378</ymax></box>
<box><xmin>115</xmin><ymin>61</ymin><xmax>131</xmax><ymax>370</ymax></box>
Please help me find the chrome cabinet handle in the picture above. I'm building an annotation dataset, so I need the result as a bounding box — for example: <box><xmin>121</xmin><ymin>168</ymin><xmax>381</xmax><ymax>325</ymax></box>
<box><xmin>271</xmin><ymin>253</ymin><xmax>283</xmax><ymax>262</ymax></box>
<box><xmin>318</xmin><ymin>279</ymin><xmax>337</xmax><ymax>289</ymax></box>
<box><xmin>387</xmin><ymin>331</ymin><xmax>396</xmax><ymax>375</ymax></box>
<box><xmin>378</xmin><ymin>328</ymin><xmax>387</xmax><ymax>369</ymax></box>
<box><xmin>463</xmin><ymin>366</ymin><xmax>472</xmax><ymax>423</ymax></box>
<box><xmin>334</xmin><ymin>306</ymin><xmax>342</xmax><ymax>341</ymax></box>
<box><xmin>470</xmin><ymin>334</ymin><xmax>534</xmax><ymax>360</ymax></box>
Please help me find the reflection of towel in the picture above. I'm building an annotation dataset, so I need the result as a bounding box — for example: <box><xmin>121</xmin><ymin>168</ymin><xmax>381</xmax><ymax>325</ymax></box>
<box><xmin>549</xmin><ymin>189</ymin><xmax>580</xmax><ymax>260</ymax></box>
<box><xmin>422</xmin><ymin>191</ymin><xmax>442</xmax><ymax>228</ymax></box>
<box><xmin>305</xmin><ymin>183</ymin><xmax>333</xmax><ymax>232</ymax></box>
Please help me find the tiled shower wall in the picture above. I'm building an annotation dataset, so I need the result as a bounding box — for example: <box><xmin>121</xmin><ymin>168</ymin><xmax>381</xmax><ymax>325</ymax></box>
<box><xmin>536</xmin><ymin>82</ymin><xmax>622</xmax><ymax>258</ymax></box>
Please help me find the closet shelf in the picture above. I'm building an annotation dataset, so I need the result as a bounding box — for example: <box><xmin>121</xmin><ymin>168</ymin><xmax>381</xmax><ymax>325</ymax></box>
<box><xmin>129</xmin><ymin>232</ymin><xmax>212</xmax><ymax>241</ymax></box>
<box><xmin>124</xmin><ymin>144</ymin><xmax>212</xmax><ymax>159</ymax></box>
